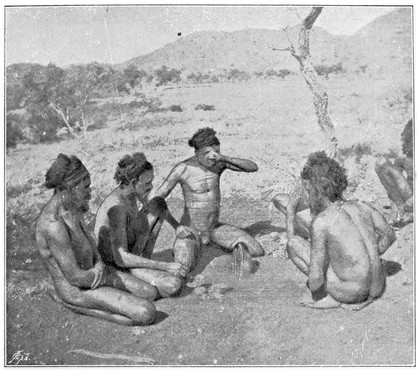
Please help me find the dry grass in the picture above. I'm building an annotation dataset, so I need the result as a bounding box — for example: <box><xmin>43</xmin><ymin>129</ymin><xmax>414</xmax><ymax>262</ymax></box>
<box><xmin>6</xmin><ymin>75</ymin><xmax>412</xmax><ymax>257</ymax></box>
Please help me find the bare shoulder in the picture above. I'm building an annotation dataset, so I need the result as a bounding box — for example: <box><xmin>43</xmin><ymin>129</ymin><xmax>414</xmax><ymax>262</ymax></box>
<box><xmin>310</xmin><ymin>212</ymin><xmax>330</xmax><ymax>232</ymax></box>
<box><xmin>36</xmin><ymin>210</ymin><xmax>66</xmax><ymax>241</ymax></box>
<box><xmin>96</xmin><ymin>193</ymin><xmax>128</xmax><ymax>228</ymax></box>
<box><xmin>98</xmin><ymin>192</ymin><xmax>123</xmax><ymax>214</ymax></box>
<box><xmin>352</xmin><ymin>200</ymin><xmax>378</xmax><ymax>216</ymax></box>
<box><xmin>169</xmin><ymin>161</ymin><xmax>189</xmax><ymax>178</ymax></box>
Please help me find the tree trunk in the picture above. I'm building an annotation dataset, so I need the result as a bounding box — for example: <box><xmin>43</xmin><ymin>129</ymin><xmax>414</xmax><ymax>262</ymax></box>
<box><xmin>288</xmin><ymin>6</ymin><xmax>338</xmax><ymax>157</ymax></box>
<box><xmin>49</xmin><ymin>103</ymin><xmax>75</xmax><ymax>138</ymax></box>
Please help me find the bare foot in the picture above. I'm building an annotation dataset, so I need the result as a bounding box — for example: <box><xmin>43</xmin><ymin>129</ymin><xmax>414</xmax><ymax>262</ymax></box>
<box><xmin>340</xmin><ymin>297</ymin><xmax>374</xmax><ymax>311</ymax></box>
<box><xmin>391</xmin><ymin>214</ymin><xmax>413</xmax><ymax>229</ymax></box>
<box><xmin>299</xmin><ymin>294</ymin><xmax>341</xmax><ymax>309</ymax></box>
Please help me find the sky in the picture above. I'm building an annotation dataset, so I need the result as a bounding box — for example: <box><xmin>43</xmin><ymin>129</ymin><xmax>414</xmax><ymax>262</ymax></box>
<box><xmin>5</xmin><ymin>5</ymin><xmax>398</xmax><ymax>67</ymax></box>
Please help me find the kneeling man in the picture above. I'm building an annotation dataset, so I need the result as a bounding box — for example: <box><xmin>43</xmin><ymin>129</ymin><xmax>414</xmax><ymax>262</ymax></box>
<box><xmin>94</xmin><ymin>152</ymin><xmax>185</xmax><ymax>298</ymax></box>
<box><xmin>280</xmin><ymin>151</ymin><xmax>396</xmax><ymax>310</ymax></box>
<box><xmin>36</xmin><ymin>154</ymin><xmax>156</xmax><ymax>325</ymax></box>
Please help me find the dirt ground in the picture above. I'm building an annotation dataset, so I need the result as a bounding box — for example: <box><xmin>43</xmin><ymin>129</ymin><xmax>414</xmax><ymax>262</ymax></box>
<box><xmin>6</xmin><ymin>78</ymin><xmax>414</xmax><ymax>366</ymax></box>
<box><xmin>6</xmin><ymin>195</ymin><xmax>414</xmax><ymax>366</ymax></box>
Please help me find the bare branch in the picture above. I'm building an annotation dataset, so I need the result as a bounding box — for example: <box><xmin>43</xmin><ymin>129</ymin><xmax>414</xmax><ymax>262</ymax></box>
<box><xmin>278</xmin><ymin>6</ymin><xmax>337</xmax><ymax>156</ymax></box>
<box><xmin>267</xmin><ymin>44</ymin><xmax>291</xmax><ymax>52</ymax></box>
<box><xmin>303</xmin><ymin>7</ymin><xmax>323</xmax><ymax>30</ymax></box>
<box><xmin>49</xmin><ymin>102</ymin><xmax>76</xmax><ymax>137</ymax></box>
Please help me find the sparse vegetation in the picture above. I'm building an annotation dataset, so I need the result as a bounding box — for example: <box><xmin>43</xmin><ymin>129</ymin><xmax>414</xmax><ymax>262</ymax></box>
<box><xmin>195</xmin><ymin>104</ymin><xmax>215</xmax><ymax>111</ymax></box>
<box><xmin>155</xmin><ymin>65</ymin><xmax>182</xmax><ymax>86</ymax></box>
<box><xmin>169</xmin><ymin>104</ymin><xmax>183</xmax><ymax>112</ymax></box>
<box><xmin>314</xmin><ymin>62</ymin><xmax>345</xmax><ymax>79</ymax></box>
<box><xmin>6</xmin><ymin>112</ymin><xmax>26</xmax><ymax>149</ymax></box>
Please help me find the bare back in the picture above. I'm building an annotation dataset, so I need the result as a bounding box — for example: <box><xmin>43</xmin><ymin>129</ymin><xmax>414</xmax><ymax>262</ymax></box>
<box><xmin>325</xmin><ymin>202</ymin><xmax>380</xmax><ymax>281</ymax></box>
<box><xmin>314</xmin><ymin>200</ymin><xmax>391</xmax><ymax>299</ymax></box>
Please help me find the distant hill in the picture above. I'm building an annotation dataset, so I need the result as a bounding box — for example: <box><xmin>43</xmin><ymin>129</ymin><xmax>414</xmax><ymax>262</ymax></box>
<box><xmin>120</xmin><ymin>7</ymin><xmax>412</xmax><ymax>76</ymax></box>
<box><xmin>340</xmin><ymin>7</ymin><xmax>412</xmax><ymax>74</ymax></box>
<box><xmin>6</xmin><ymin>7</ymin><xmax>412</xmax><ymax>80</ymax></box>
<box><xmin>120</xmin><ymin>26</ymin><xmax>345</xmax><ymax>74</ymax></box>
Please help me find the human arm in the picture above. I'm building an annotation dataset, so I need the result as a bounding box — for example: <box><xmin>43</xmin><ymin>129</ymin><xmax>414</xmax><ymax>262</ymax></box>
<box><xmin>286</xmin><ymin>181</ymin><xmax>309</xmax><ymax>240</ymax></box>
<box><xmin>216</xmin><ymin>154</ymin><xmax>258</xmax><ymax>172</ymax></box>
<box><xmin>108</xmin><ymin>205</ymin><xmax>186</xmax><ymax>276</ymax></box>
<box><xmin>44</xmin><ymin>221</ymin><xmax>103</xmax><ymax>289</ymax></box>
<box><xmin>152</xmin><ymin>164</ymin><xmax>194</xmax><ymax>238</ymax></box>
<box><xmin>394</xmin><ymin>157</ymin><xmax>413</xmax><ymax>181</ymax></box>
<box><xmin>308</xmin><ymin>217</ymin><xmax>327</xmax><ymax>293</ymax></box>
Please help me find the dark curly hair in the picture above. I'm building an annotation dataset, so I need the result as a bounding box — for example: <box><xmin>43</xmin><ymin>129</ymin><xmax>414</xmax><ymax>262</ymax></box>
<box><xmin>114</xmin><ymin>152</ymin><xmax>153</xmax><ymax>185</ymax></box>
<box><xmin>401</xmin><ymin>119</ymin><xmax>413</xmax><ymax>158</ymax></box>
<box><xmin>301</xmin><ymin>151</ymin><xmax>348</xmax><ymax>202</ymax></box>
<box><xmin>188</xmin><ymin>127</ymin><xmax>220</xmax><ymax>150</ymax></box>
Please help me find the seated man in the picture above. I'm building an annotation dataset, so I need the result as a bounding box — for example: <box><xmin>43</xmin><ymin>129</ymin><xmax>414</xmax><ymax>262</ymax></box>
<box><xmin>277</xmin><ymin>151</ymin><xmax>396</xmax><ymax>310</ymax></box>
<box><xmin>153</xmin><ymin>127</ymin><xmax>264</xmax><ymax>277</ymax></box>
<box><xmin>94</xmin><ymin>153</ymin><xmax>185</xmax><ymax>299</ymax></box>
<box><xmin>375</xmin><ymin>119</ymin><xmax>413</xmax><ymax>227</ymax></box>
<box><xmin>36</xmin><ymin>154</ymin><xmax>156</xmax><ymax>326</ymax></box>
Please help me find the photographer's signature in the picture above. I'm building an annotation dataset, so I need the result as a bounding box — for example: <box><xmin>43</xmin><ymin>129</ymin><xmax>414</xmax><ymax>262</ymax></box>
<box><xmin>8</xmin><ymin>350</ymin><xmax>30</xmax><ymax>365</ymax></box>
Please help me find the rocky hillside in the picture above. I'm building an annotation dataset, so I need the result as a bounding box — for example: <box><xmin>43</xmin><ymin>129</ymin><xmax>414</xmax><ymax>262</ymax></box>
<box><xmin>121</xmin><ymin>7</ymin><xmax>412</xmax><ymax>76</ymax></box>
<box><xmin>340</xmin><ymin>7</ymin><xmax>412</xmax><ymax>74</ymax></box>
<box><xmin>122</xmin><ymin>26</ymin><xmax>344</xmax><ymax>74</ymax></box>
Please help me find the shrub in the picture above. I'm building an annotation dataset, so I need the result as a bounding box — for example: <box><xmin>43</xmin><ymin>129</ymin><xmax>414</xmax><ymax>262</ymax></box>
<box><xmin>88</xmin><ymin>112</ymin><xmax>108</xmax><ymax>131</ymax></box>
<box><xmin>7</xmin><ymin>181</ymin><xmax>34</xmax><ymax>199</ymax></box>
<box><xmin>26</xmin><ymin>109</ymin><xmax>62</xmax><ymax>144</ymax></box>
<box><xmin>195</xmin><ymin>104</ymin><xmax>215</xmax><ymax>111</ymax></box>
<box><xmin>314</xmin><ymin>62</ymin><xmax>345</xmax><ymax>79</ymax></box>
<box><xmin>278</xmin><ymin>69</ymin><xmax>292</xmax><ymax>79</ymax></box>
<box><xmin>337</xmin><ymin>143</ymin><xmax>373</xmax><ymax>164</ymax></box>
<box><xmin>155</xmin><ymin>66</ymin><xmax>182</xmax><ymax>87</ymax></box>
<box><xmin>169</xmin><ymin>105</ymin><xmax>183</xmax><ymax>112</ymax></box>
<box><xmin>6</xmin><ymin>112</ymin><xmax>25</xmax><ymax>149</ymax></box>
<box><xmin>265</xmin><ymin>69</ymin><xmax>292</xmax><ymax>79</ymax></box>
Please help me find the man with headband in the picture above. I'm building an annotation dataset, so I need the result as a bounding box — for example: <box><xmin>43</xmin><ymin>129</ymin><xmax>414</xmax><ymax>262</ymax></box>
<box><xmin>153</xmin><ymin>127</ymin><xmax>264</xmax><ymax>277</ymax></box>
<box><xmin>36</xmin><ymin>153</ymin><xmax>157</xmax><ymax>326</ymax></box>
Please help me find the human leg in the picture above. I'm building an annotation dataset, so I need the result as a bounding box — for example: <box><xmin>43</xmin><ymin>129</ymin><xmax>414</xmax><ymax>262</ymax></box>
<box><xmin>211</xmin><ymin>224</ymin><xmax>264</xmax><ymax>257</ymax></box>
<box><xmin>53</xmin><ymin>279</ymin><xmax>156</xmax><ymax>326</ymax></box>
<box><xmin>272</xmin><ymin>193</ymin><xmax>312</xmax><ymax>239</ymax></box>
<box><xmin>325</xmin><ymin>265</ymin><xmax>370</xmax><ymax>305</ymax></box>
<box><xmin>129</xmin><ymin>268</ymin><xmax>183</xmax><ymax>298</ymax></box>
<box><xmin>48</xmin><ymin>291</ymin><xmax>136</xmax><ymax>326</ymax></box>
<box><xmin>104</xmin><ymin>266</ymin><xmax>158</xmax><ymax>301</ymax></box>
<box><xmin>375</xmin><ymin>157</ymin><xmax>413</xmax><ymax>214</ymax></box>
<box><xmin>272</xmin><ymin>193</ymin><xmax>289</xmax><ymax>215</ymax></box>
<box><xmin>286</xmin><ymin>236</ymin><xmax>311</xmax><ymax>275</ymax></box>
<box><xmin>172</xmin><ymin>233</ymin><xmax>202</xmax><ymax>276</ymax></box>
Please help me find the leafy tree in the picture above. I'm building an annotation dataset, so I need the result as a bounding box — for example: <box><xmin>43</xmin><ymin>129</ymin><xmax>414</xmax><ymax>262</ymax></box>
<box><xmin>22</xmin><ymin>62</ymin><xmax>113</xmax><ymax>138</ymax></box>
<box><xmin>123</xmin><ymin>65</ymin><xmax>147</xmax><ymax>89</ymax></box>
<box><xmin>6</xmin><ymin>82</ymin><xmax>27</xmax><ymax>110</ymax></box>
<box><xmin>6</xmin><ymin>112</ymin><xmax>25</xmax><ymax>149</ymax></box>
